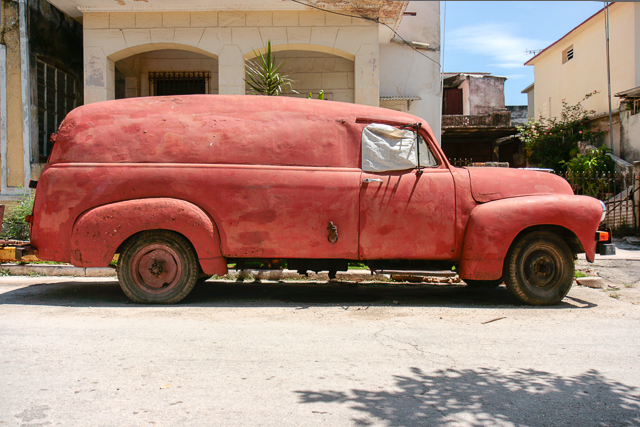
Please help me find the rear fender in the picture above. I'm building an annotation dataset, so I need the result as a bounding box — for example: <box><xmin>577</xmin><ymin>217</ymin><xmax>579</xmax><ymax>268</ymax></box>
<box><xmin>458</xmin><ymin>195</ymin><xmax>602</xmax><ymax>280</ymax></box>
<box><xmin>70</xmin><ymin>198</ymin><xmax>227</xmax><ymax>275</ymax></box>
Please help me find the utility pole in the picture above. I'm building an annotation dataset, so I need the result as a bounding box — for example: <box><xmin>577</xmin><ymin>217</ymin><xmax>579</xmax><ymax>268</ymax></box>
<box><xmin>605</xmin><ymin>2</ymin><xmax>614</xmax><ymax>151</ymax></box>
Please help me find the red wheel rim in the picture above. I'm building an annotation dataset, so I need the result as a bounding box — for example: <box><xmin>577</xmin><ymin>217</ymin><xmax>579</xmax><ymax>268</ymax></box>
<box><xmin>131</xmin><ymin>244</ymin><xmax>182</xmax><ymax>292</ymax></box>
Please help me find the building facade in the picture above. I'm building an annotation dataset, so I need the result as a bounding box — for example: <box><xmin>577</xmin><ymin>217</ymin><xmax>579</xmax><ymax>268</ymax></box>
<box><xmin>0</xmin><ymin>0</ymin><xmax>442</xmax><ymax>199</ymax></box>
<box><xmin>1</xmin><ymin>0</ymin><xmax>83</xmax><ymax>199</ymax></box>
<box><xmin>440</xmin><ymin>73</ymin><xmax>521</xmax><ymax>167</ymax></box>
<box><xmin>524</xmin><ymin>2</ymin><xmax>640</xmax><ymax>162</ymax></box>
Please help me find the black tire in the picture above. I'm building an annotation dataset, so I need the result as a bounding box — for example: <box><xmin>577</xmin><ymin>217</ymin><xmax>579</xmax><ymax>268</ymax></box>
<box><xmin>503</xmin><ymin>231</ymin><xmax>574</xmax><ymax>305</ymax></box>
<box><xmin>117</xmin><ymin>230</ymin><xmax>199</xmax><ymax>304</ymax></box>
<box><xmin>464</xmin><ymin>279</ymin><xmax>502</xmax><ymax>288</ymax></box>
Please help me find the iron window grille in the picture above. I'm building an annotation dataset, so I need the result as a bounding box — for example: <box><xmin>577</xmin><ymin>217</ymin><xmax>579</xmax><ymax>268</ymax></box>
<box><xmin>36</xmin><ymin>59</ymin><xmax>76</xmax><ymax>160</ymax></box>
<box><xmin>149</xmin><ymin>71</ymin><xmax>210</xmax><ymax>96</ymax></box>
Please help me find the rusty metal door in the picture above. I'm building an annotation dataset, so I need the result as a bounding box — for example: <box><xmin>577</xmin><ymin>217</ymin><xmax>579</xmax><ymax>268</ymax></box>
<box><xmin>443</xmin><ymin>88</ymin><xmax>463</xmax><ymax>115</ymax></box>
<box><xmin>358</xmin><ymin>168</ymin><xmax>457</xmax><ymax>260</ymax></box>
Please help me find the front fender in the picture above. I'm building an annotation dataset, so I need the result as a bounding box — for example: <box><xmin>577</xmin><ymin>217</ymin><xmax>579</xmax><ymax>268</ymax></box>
<box><xmin>458</xmin><ymin>195</ymin><xmax>602</xmax><ymax>280</ymax></box>
<box><xmin>70</xmin><ymin>198</ymin><xmax>227</xmax><ymax>275</ymax></box>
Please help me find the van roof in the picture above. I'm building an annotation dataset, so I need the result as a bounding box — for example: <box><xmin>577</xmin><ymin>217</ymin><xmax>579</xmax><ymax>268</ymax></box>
<box><xmin>50</xmin><ymin>95</ymin><xmax>435</xmax><ymax>167</ymax></box>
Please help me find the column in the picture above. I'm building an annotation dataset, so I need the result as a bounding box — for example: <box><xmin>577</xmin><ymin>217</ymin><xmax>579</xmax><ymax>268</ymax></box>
<box><xmin>355</xmin><ymin>43</ymin><xmax>379</xmax><ymax>107</ymax></box>
<box><xmin>84</xmin><ymin>46</ymin><xmax>113</xmax><ymax>104</ymax></box>
<box><xmin>218</xmin><ymin>45</ymin><xmax>245</xmax><ymax>95</ymax></box>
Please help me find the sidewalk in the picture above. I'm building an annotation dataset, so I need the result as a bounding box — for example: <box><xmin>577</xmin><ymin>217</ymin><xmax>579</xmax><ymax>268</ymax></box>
<box><xmin>1</xmin><ymin>239</ymin><xmax>637</xmax><ymax>278</ymax></box>
<box><xmin>578</xmin><ymin>238</ymin><xmax>640</xmax><ymax>261</ymax></box>
<box><xmin>0</xmin><ymin>264</ymin><xmax>388</xmax><ymax>280</ymax></box>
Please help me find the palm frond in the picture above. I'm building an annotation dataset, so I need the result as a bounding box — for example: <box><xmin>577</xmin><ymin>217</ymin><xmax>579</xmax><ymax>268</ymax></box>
<box><xmin>244</xmin><ymin>41</ymin><xmax>298</xmax><ymax>96</ymax></box>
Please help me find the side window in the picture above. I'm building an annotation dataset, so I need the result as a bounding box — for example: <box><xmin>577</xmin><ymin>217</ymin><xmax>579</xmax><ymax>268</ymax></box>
<box><xmin>361</xmin><ymin>123</ymin><xmax>438</xmax><ymax>172</ymax></box>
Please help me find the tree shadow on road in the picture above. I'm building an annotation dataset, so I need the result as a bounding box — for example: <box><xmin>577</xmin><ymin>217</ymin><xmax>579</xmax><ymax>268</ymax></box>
<box><xmin>0</xmin><ymin>279</ymin><xmax>596</xmax><ymax>309</ymax></box>
<box><xmin>296</xmin><ymin>367</ymin><xmax>640</xmax><ymax>426</ymax></box>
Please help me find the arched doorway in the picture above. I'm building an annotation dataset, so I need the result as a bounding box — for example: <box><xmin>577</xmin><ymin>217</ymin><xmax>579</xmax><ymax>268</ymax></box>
<box><xmin>114</xmin><ymin>49</ymin><xmax>219</xmax><ymax>99</ymax></box>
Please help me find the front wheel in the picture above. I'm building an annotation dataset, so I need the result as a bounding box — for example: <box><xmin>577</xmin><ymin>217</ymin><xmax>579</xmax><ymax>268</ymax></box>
<box><xmin>503</xmin><ymin>231</ymin><xmax>574</xmax><ymax>305</ymax></box>
<box><xmin>117</xmin><ymin>230</ymin><xmax>199</xmax><ymax>304</ymax></box>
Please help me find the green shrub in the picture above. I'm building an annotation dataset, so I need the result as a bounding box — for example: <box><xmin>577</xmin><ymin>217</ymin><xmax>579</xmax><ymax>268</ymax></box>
<box><xmin>518</xmin><ymin>92</ymin><xmax>607</xmax><ymax>172</ymax></box>
<box><xmin>564</xmin><ymin>145</ymin><xmax>615</xmax><ymax>175</ymax></box>
<box><xmin>1</xmin><ymin>191</ymin><xmax>34</xmax><ymax>241</ymax></box>
<box><xmin>563</xmin><ymin>146</ymin><xmax>615</xmax><ymax>199</ymax></box>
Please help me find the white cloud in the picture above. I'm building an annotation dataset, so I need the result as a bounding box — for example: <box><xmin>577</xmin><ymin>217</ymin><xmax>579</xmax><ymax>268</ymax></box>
<box><xmin>446</xmin><ymin>23</ymin><xmax>548</xmax><ymax>69</ymax></box>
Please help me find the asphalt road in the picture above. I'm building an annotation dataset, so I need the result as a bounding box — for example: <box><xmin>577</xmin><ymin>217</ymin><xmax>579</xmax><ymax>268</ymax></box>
<box><xmin>1</xmin><ymin>275</ymin><xmax>639</xmax><ymax>427</ymax></box>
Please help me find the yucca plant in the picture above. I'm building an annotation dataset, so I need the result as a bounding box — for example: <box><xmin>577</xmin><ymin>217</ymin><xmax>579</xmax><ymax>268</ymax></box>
<box><xmin>245</xmin><ymin>41</ymin><xmax>297</xmax><ymax>96</ymax></box>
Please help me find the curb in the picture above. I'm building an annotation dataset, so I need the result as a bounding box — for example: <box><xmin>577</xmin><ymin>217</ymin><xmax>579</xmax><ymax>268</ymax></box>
<box><xmin>0</xmin><ymin>264</ymin><xmax>116</xmax><ymax>277</ymax></box>
<box><xmin>0</xmin><ymin>265</ymin><xmax>460</xmax><ymax>283</ymax></box>
<box><xmin>0</xmin><ymin>265</ymin><xmax>385</xmax><ymax>281</ymax></box>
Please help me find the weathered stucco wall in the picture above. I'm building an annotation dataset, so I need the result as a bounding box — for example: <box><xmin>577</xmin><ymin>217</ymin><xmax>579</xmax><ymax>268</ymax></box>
<box><xmin>620</xmin><ymin>110</ymin><xmax>640</xmax><ymax>162</ymax></box>
<box><xmin>379</xmin><ymin>1</ymin><xmax>441</xmax><ymax>141</ymax></box>
<box><xmin>1</xmin><ymin>0</ymin><xmax>25</xmax><ymax>188</ymax></box>
<box><xmin>467</xmin><ymin>75</ymin><xmax>506</xmax><ymax>115</ymax></box>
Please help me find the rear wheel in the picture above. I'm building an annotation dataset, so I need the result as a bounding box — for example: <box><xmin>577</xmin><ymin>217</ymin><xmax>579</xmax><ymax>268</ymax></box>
<box><xmin>503</xmin><ymin>231</ymin><xmax>574</xmax><ymax>305</ymax></box>
<box><xmin>118</xmin><ymin>230</ymin><xmax>199</xmax><ymax>304</ymax></box>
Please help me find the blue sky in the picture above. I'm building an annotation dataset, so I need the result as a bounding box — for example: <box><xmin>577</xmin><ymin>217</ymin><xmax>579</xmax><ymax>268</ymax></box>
<box><xmin>441</xmin><ymin>1</ymin><xmax>604</xmax><ymax>106</ymax></box>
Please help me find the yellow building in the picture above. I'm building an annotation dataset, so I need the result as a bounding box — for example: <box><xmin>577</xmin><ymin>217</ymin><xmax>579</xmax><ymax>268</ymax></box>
<box><xmin>525</xmin><ymin>2</ymin><xmax>640</xmax><ymax>161</ymax></box>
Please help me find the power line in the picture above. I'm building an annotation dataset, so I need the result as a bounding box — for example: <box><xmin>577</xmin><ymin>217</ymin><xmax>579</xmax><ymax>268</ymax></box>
<box><xmin>288</xmin><ymin>0</ymin><xmax>441</xmax><ymax>67</ymax></box>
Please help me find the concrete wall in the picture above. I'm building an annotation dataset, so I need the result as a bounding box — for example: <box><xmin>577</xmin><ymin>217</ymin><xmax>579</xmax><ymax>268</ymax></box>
<box><xmin>379</xmin><ymin>1</ymin><xmax>441</xmax><ymax>141</ymax></box>
<box><xmin>506</xmin><ymin>105</ymin><xmax>529</xmax><ymax>126</ymax></box>
<box><xmin>528</xmin><ymin>2</ymin><xmax>637</xmax><ymax>119</ymax></box>
<box><xmin>524</xmin><ymin>88</ymin><xmax>534</xmax><ymax>119</ymax></box>
<box><xmin>83</xmin><ymin>10</ymin><xmax>380</xmax><ymax>106</ymax></box>
<box><xmin>467</xmin><ymin>75</ymin><xmax>506</xmax><ymax>115</ymax></box>
<box><xmin>277</xmin><ymin>50</ymin><xmax>354</xmax><ymax>102</ymax></box>
<box><xmin>620</xmin><ymin>110</ymin><xmax>640</xmax><ymax>162</ymax></box>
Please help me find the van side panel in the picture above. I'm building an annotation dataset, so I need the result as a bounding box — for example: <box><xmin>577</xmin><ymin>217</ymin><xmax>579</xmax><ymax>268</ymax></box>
<box><xmin>70</xmin><ymin>198</ymin><xmax>227</xmax><ymax>275</ymax></box>
<box><xmin>31</xmin><ymin>164</ymin><xmax>362</xmax><ymax>264</ymax></box>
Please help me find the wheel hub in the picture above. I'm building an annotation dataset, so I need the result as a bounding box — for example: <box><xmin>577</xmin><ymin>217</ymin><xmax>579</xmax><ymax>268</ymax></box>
<box><xmin>137</xmin><ymin>248</ymin><xmax>179</xmax><ymax>289</ymax></box>
<box><xmin>525</xmin><ymin>250</ymin><xmax>557</xmax><ymax>288</ymax></box>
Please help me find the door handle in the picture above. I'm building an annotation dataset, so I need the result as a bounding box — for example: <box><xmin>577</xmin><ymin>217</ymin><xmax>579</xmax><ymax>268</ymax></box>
<box><xmin>363</xmin><ymin>178</ymin><xmax>383</xmax><ymax>183</ymax></box>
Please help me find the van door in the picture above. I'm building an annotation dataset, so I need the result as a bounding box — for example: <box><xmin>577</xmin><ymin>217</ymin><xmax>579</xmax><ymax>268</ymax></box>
<box><xmin>214</xmin><ymin>165</ymin><xmax>362</xmax><ymax>260</ymax></box>
<box><xmin>358</xmin><ymin>124</ymin><xmax>456</xmax><ymax>260</ymax></box>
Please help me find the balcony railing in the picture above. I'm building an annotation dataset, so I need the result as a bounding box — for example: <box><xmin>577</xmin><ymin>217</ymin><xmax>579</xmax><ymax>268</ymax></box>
<box><xmin>442</xmin><ymin>111</ymin><xmax>512</xmax><ymax>128</ymax></box>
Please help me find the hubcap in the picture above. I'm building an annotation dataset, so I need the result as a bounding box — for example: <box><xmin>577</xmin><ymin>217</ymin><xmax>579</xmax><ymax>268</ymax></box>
<box><xmin>132</xmin><ymin>244</ymin><xmax>181</xmax><ymax>291</ymax></box>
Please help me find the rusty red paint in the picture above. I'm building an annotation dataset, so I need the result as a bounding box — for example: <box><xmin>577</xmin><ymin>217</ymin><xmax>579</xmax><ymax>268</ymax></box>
<box><xmin>28</xmin><ymin>95</ymin><xmax>605</xmax><ymax>291</ymax></box>
<box><xmin>458</xmin><ymin>195</ymin><xmax>603</xmax><ymax>280</ymax></box>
